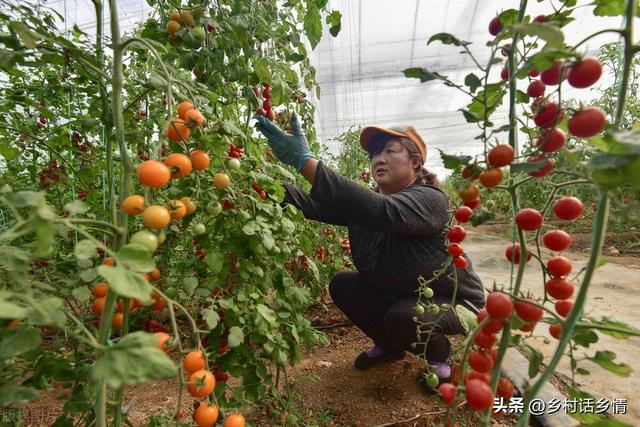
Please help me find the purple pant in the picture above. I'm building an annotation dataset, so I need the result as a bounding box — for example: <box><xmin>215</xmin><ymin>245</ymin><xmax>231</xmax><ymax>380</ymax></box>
<box><xmin>329</xmin><ymin>271</ymin><xmax>466</xmax><ymax>362</ymax></box>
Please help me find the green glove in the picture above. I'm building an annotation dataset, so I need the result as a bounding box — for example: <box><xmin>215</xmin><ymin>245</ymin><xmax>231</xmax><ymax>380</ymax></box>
<box><xmin>254</xmin><ymin>113</ymin><xmax>313</xmax><ymax>171</ymax></box>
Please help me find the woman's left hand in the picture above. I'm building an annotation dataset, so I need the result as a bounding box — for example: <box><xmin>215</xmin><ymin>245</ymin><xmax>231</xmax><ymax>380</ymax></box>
<box><xmin>254</xmin><ymin>113</ymin><xmax>313</xmax><ymax>171</ymax></box>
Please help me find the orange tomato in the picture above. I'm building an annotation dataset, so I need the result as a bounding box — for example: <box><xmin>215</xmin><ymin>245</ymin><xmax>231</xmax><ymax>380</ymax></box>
<box><xmin>166</xmin><ymin>20</ymin><xmax>180</xmax><ymax>35</ymax></box>
<box><xmin>149</xmin><ymin>268</ymin><xmax>161</xmax><ymax>281</ymax></box>
<box><xmin>155</xmin><ymin>332</ymin><xmax>172</xmax><ymax>353</ymax></box>
<box><xmin>177</xmin><ymin>101</ymin><xmax>194</xmax><ymax>120</ymax></box>
<box><xmin>167</xmin><ymin>118</ymin><xmax>190</xmax><ymax>142</ymax></box>
<box><xmin>142</xmin><ymin>205</ymin><xmax>171</xmax><ymax>229</ymax></box>
<box><xmin>102</xmin><ymin>257</ymin><xmax>114</xmax><ymax>266</ymax></box>
<box><xmin>194</xmin><ymin>403</ymin><xmax>219</xmax><ymax>427</ymax></box>
<box><xmin>168</xmin><ymin>200</ymin><xmax>187</xmax><ymax>220</ymax></box>
<box><xmin>459</xmin><ymin>184</ymin><xmax>480</xmax><ymax>202</ymax></box>
<box><xmin>190</xmin><ymin>150</ymin><xmax>210</xmax><ymax>170</ymax></box>
<box><xmin>122</xmin><ymin>195</ymin><xmax>145</xmax><ymax>215</ymax></box>
<box><xmin>183</xmin><ymin>350</ymin><xmax>206</xmax><ymax>373</ymax></box>
<box><xmin>117</xmin><ymin>299</ymin><xmax>137</xmax><ymax>313</ymax></box>
<box><xmin>187</xmin><ymin>369</ymin><xmax>216</xmax><ymax>399</ymax></box>
<box><xmin>213</xmin><ymin>173</ymin><xmax>230</xmax><ymax>190</ymax></box>
<box><xmin>223</xmin><ymin>413</ymin><xmax>246</xmax><ymax>427</ymax></box>
<box><xmin>112</xmin><ymin>312</ymin><xmax>124</xmax><ymax>329</ymax></box>
<box><xmin>152</xmin><ymin>292</ymin><xmax>167</xmax><ymax>311</ymax></box>
<box><xmin>164</xmin><ymin>153</ymin><xmax>192</xmax><ymax>179</ymax></box>
<box><xmin>169</xmin><ymin>11</ymin><xmax>181</xmax><ymax>22</ymax></box>
<box><xmin>180</xmin><ymin>197</ymin><xmax>197</xmax><ymax>214</ymax></box>
<box><xmin>479</xmin><ymin>167</ymin><xmax>503</xmax><ymax>187</ymax></box>
<box><xmin>138</xmin><ymin>160</ymin><xmax>171</xmax><ymax>188</ymax></box>
<box><xmin>185</xmin><ymin>108</ymin><xmax>205</xmax><ymax>128</ymax></box>
<box><xmin>91</xmin><ymin>282</ymin><xmax>109</xmax><ymax>298</ymax></box>
<box><xmin>91</xmin><ymin>297</ymin><xmax>106</xmax><ymax>315</ymax></box>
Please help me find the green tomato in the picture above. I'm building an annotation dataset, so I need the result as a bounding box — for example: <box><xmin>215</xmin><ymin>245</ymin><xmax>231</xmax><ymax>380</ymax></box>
<box><xmin>193</xmin><ymin>223</ymin><xmax>206</xmax><ymax>235</ymax></box>
<box><xmin>415</xmin><ymin>304</ymin><xmax>425</xmax><ymax>315</ymax></box>
<box><xmin>207</xmin><ymin>202</ymin><xmax>222</xmax><ymax>216</ymax></box>
<box><xmin>165</xmin><ymin>287</ymin><xmax>178</xmax><ymax>299</ymax></box>
<box><xmin>428</xmin><ymin>304</ymin><xmax>440</xmax><ymax>315</ymax></box>
<box><xmin>130</xmin><ymin>230</ymin><xmax>158</xmax><ymax>252</ymax></box>
<box><xmin>422</xmin><ymin>287</ymin><xmax>434</xmax><ymax>298</ymax></box>
<box><xmin>426</xmin><ymin>373</ymin><xmax>439</xmax><ymax>388</ymax></box>
<box><xmin>192</xmin><ymin>27</ymin><xmax>206</xmax><ymax>42</ymax></box>
<box><xmin>228</xmin><ymin>158</ymin><xmax>241</xmax><ymax>172</ymax></box>
<box><xmin>191</xmin><ymin>5</ymin><xmax>204</xmax><ymax>19</ymax></box>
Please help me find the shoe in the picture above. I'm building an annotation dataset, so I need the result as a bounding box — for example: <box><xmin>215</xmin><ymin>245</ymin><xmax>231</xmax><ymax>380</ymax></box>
<box><xmin>353</xmin><ymin>349</ymin><xmax>406</xmax><ymax>370</ymax></box>
<box><xmin>417</xmin><ymin>362</ymin><xmax>451</xmax><ymax>395</ymax></box>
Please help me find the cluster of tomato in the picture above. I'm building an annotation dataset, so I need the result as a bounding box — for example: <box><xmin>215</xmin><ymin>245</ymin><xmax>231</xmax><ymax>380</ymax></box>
<box><xmin>37</xmin><ymin>159</ymin><xmax>67</xmax><ymax>188</ymax></box>
<box><xmin>165</xmin><ymin>8</ymin><xmax>207</xmax><ymax>48</ymax></box>
<box><xmin>274</xmin><ymin>111</ymin><xmax>293</xmax><ymax>134</ymax></box>
<box><xmin>254</xmin><ymin>83</ymin><xmax>275</xmax><ymax>121</ymax></box>
<box><xmin>340</xmin><ymin>235</ymin><xmax>352</xmax><ymax>257</ymax></box>
<box><xmin>227</xmin><ymin>142</ymin><xmax>243</xmax><ymax>159</ymax></box>
<box><xmin>167</xmin><ymin>101</ymin><xmax>206</xmax><ymax>142</ymax></box>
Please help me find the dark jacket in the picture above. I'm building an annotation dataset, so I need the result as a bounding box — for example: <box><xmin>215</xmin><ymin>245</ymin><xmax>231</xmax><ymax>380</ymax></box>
<box><xmin>281</xmin><ymin>161</ymin><xmax>485</xmax><ymax>311</ymax></box>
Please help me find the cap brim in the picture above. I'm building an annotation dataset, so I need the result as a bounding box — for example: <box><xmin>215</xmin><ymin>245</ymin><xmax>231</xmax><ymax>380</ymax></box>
<box><xmin>360</xmin><ymin>126</ymin><xmax>407</xmax><ymax>152</ymax></box>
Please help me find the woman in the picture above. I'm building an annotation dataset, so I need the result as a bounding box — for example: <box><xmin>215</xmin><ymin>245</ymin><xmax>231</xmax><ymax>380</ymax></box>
<box><xmin>254</xmin><ymin>114</ymin><xmax>485</xmax><ymax>394</ymax></box>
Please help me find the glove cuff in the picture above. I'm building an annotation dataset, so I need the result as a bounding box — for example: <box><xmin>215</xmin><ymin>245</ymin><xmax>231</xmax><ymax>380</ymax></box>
<box><xmin>296</xmin><ymin>153</ymin><xmax>314</xmax><ymax>172</ymax></box>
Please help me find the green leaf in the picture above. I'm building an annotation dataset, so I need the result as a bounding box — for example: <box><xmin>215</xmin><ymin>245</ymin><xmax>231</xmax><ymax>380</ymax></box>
<box><xmin>303</xmin><ymin>6</ymin><xmax>322</xmax><ymax>49</ymax></box>
<box><xmin>33</xmin><ymin>217</ymin><xmax>55</xmax><ymax>257</ymax></box>
<box><xmin>205</xmin><ymin>252</ymin><xmax>224</xmax><ymax>274</ymax></box>
<box><xmin>325</xmin><ymin>10</ymin><xmax>342</xmax><ymax>37</ymax></box>
<box><xmin>285</xmin><ymin>286</ymin><xmax>309</xmax><ymax>309</ymax></box>
<box><xmin>586</xmin><ymin>351</ymin><xmax>633</xmax><ymax>377</ymax></box>
<box><xmin>227</xmin><ymin>326</ymin><xmax>244</xmax><ymax>348</ymax></box>
<box><xmin>427</xmin><ymin>32</ymin><xmax>468</xmax><ymax>47</ymax></box>
<box><xmin>0</xmin><ymin>246</ymin><xmax>30</xmax><ymax>274</ymax></box>
<box><xmin>74</xmin><ymin>240</ymin><xmax>97</xmax><ymax>260</ymax></box>
<box><xmin>27</xmin><ymin>297</ymin><xmax>65</xmax><ymax>326</ymax></box>
<box><xmin>593</xmin><ymin>0</ymin><xmax>627</xmax><ymax>17</ymax></box>
<box><xmin>578</xmin><ymin>316</ymin><xmax>640</xmax><ymax>339</ymax></box>
<box><xmin>453</xmin><ymin>304</ymin><xmax>476</xmax><ymax>334</ymax></box>
<box><xmin>0</xmin><ymin>382</ymin><xmax>39</xmax><ymax>406</ymax></box>
<box><xmin>572</xmin><ymin>328</ymin><xmax>599</xmax><ymax>347</ymax></box>
<box><xmin>93</xmin><ymin>332</ymin><xmax>176</xmax><ymax>388</ymax></box>
<box><xmin>511</xmin><ymin>23</ymin><xmax>565</xmax><ymax>48</ymax></box>
<box><xmin>9</xmin><ymin>21</ymin><xmax>42</xmax><ymax>48</ymax></box>
<box><xmin>253</xmin><ymin>58</ymin><xmax>272</xmax><ymax>83</ymax></box>
<box><xmin>460</xmin><ymin>108</ymin><xmax>481</xmax><ymax>123</ymax></box>
<box><xmin>14</xmin><ymin>191</ymin><xmax>45</xmax><ymax>208</ymax></box>
<box><xmin>464</xmin><ymin>73</ymin><xmax>482</xmax><ymax>93</ymax></box>
<box><xmin>511</xmin><ymin>159</ymin><xmax>548</xmax><ymax>174</ymax></box>
<box><xmin>97</xmin><ymin>265</ymin><xmax>153</xmax><ymax>305</ymax></box>
<box><xmin>439</xmin><ymin>151</ymin><xmax>472</xmax><ymax>170</ymax></box>
<box><xmin>64</xmin><ymin>200</ymin><xmax>88</xmax><ymax>215</ymax></box>
<box><xmin>116</xmin><ymin>244</ymin><xmax>155</xmax><ymax>272</ymax></box>
<box><xmin>79</xmin><ymin>268</ymin><xmax>98</xmax><ymax>282</ymax></box>
<box><xmin>0</xmin><ymin>294</ymin><xmax>28</xmax><ymax>319</ymax></box>
<box><xmin>147</xmin><ymin>71</ymin><xmax>167</xmax><ymax>90</ymax></box>
<box><xmin>270</xmin><ymin>74</ymin><xmax>290</xmax><ymax>107</ymax></box>
<box><xmin>183</xmin><ymin>277</ymin><xmax>198</xmax><ymax>296</ymax></box>
<box><xmin>404</xmin><ymin>67</ymin><xmax>448</xmax><ymax>83</ymax></box>
<box><xmin>0</xmin><ymin>327</ymin><xmax>41</xmax><ymax>359</ymax></box>
<box><xmin>256</xmin><ymin>303</ymin><xmax>277</xmax><ymax>327</ymax></box>
<box><xmin>0</xmin><ymin>141</ymin><xmax>20</xmax><ymax>161</ymax></box>
<box><xmin>202</xmin><ymin>309</ymin><xmax>219</xmax><ymax>330</ymax></box>
<box><xmin>521</xmin><ymin>344</ymin><xmax>543</xmax><ymax>378</ymax></box>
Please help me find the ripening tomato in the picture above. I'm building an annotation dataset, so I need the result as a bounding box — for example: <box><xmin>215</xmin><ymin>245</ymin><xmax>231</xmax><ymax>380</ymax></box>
<box><xmin>568</xmin><ymin>107</ymin><xmax>606</xmax><ymax>138</ymax></box>
<box><xmin>540</xmin><ymin>60</ymin><xmax>564</xmax><ymax>85</ymax></box>
<box><xmin>223</xmin><ymin>413</ymin><xmax>246</xmax><ymax>427</ymax></box>
<box><xmin>515</xmin><ymin>208</ymin><xmax>543</xmax><ymax>231</ymax></box>
<box><xmin>514</xmin><ymin>299</ymin><xmax>543</xmax><ymax>323</ymax></box>
<box><xmin>92</xmin><ymin>282</ymin><xmax>109</xmax><ymax>298</ymax></box>
<box><xmin>155</xmin><ymin>332</ymin><xmax>171</xmax><ymax>353</ymax></box>
<box><xmin>555</xmin><ymin>299</ymin><xmax>574</xmax><ymax>317</ymax></box>
<box><xmin>122</xmin><ymin>195</ymin><xmax>145</xmax><ymax>215</ymax></box>
<box><xmin>164</xmin><ymin>153</ymin><xmax>192</xmax><ymax>179</ymax></box>
<box><xmin>112</xmin><ymin>312</ymin><xmax>124</xmax><ymax>329</ymax></box>
<box><xmin>187</xmin><ymin>369</ymin><xmax>216</xmax><ymax>399</ymax></box>
<box><xmin>185</xmin><ymin>108</ymin><xmax>205</xmax><ymax>128</ymax></box>
<box><xmin>167</xmin><ymin>200</ymin><xmax>187</xmax><ymax>220</ymax></box>
<box><xmin>568</xmin><ymin>57</ymin><xmax>602</xmax><ymax>88</ymax></box>
<box><xmin>486</xmin><ymin>292</ymin><xmax>513</xmax><ymax>319</ymax></box>
<box><xmin>459</xmin><ymin>185</ymin><xmax>480</xmax><ymax>202</ymax></box>
<box><xmin>453</xmin><ymin>256</ymin><xmax>468</xmax><ymax>269</ymax></box>
<box><xmin>194</xmin><ymin>402</ymin><xmax>219</xmax><ymax>427</ymax></box>
<box><xmin>180</xmin><ymin>197</ymin><xmax>197</xmax><ymax>214</ymax></box>
<box><xmin>488</xmin><ymin>16</ymin><xmax>502</xmax><ymax>35</ymax></box>
<box><xmin>454</xmin><ymin>206</ymin><xmax>474</xmax><ymax>223</ymax></box>
<box><xmin>479</xmin><ymin>167</ymin><xmax>502</xmax><ymax>187</ymax></box>
<box><xmin>142</xmin><ymin>205</ymin><xmax>171</xmax><ymax>229</ymax></box>
<box><xmin>149</xmin><ymin>268</ymin><xmax>161</xmax><ymax>281</ymax></box>
<box><xmin>528</xmin><ymin>155</ymin><xmax>554</xmax><ymax>178</ymax></box>
<box><xmin>545</xmin><ymin>277</ymin><xmax>574</xmax><ymax>299</ymax></box>
<box><xmin>183</xmin><ymin>350</ymin><xmax>206</xmax><ymax>373</ymax></box>
<box><xmin>438</xmin><ymin>383</ymin><xmax>457</xmax><ymax>405</ymax></box>
<box><xmin>177</xmin><ymin>101</ymin><xmax>194</xmax><ymax>120</ymax></box>
<box><xmin>553</xmin><ymin>197</ymin><xmax>584</xmax><ymax>221</ymax></box>
<box><xmin>130</xmin><ymin>230</ymin><xmax>159</xmax><ymax>252</ymax></box>
<box><xmin>91</xmin><ymin>297</ymin><xmax>106</xmax><ymax>315</ymax></box>
<box><xmin>543</xmin><ymin>229</ymin><xmax>572</xmax><ymax>251</ymax></box>
<box><xmin>138</xmin><ymin>160</ymin><xmax>171</xmax><ymax>188</ymax></box>
<box><xmin>190</xmin><ymin>150</ymin><xmax>210</xmax><ymax>170</ymax></box>
<box><xmin>166</xmin><ymin>118</ymin><xmax>190</xmax><ymax>142</ymax></box>
<box><xmin>213</xmin><ymin>173</ymin><xmax>231</xmax><ymax>190</ymax></box>
<box><xmin>469</xmin><ymin>350</ymin><xmax>493</xmax><ymax>373</ymax></box>
<box><xmin>536</xmin><ymin>128</ymin><xmax>566</xmax><ymax>153</ymax></box>
<box><xmin>447</xmin><ymin>225</ymin><xmax>467</xmax><ymax>243</ymax></box>
<box><xmin>465</xmin><ymin>379</ymin><xmax>494</xmax><ymax>410</ymax></box>
<box><xmin>505</xmin><ymin>243</ymin><xmax>531</xmax><ymax>264</ymax></box>
<box><xmin>547</xmin><ymin>255</ymin><xmax>573</xmax><ymax>278</ymax></box>
<box><xmin>448</xmin><ymin>243</ymin><xmax>464</xmax><ymax>257</ymax></box>
<box><xmin>527</xmin><ymin>80</ymin><xmax>546</xmax><ymax>98</ymax></box>
<box><xmin>534</xmin><ymin>102</ymin><xmax>565</xmax><ymax>128</ymax></box>
<box><xmin>488</xmin><ymin>144</ymin><xmax>514</xmax><ymax>167</ymax></box>
<box><xmin>464</xmin><ymin>198</ymin><xmax>481</xmax><ymax>210</ymax></box>
<box><xmin>167</xmin><ymin>20</ymin><xmax>180</xmax><ymax>35</ymax></box>
<box><xmin>549</xmin><ymin>323</ymin><xmax>562</xmax><ymax>339</ymax></box>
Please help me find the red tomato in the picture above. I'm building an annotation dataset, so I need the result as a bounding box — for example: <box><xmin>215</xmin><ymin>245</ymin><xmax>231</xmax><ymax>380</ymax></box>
<box><xmin>505</xmin><ymin>243</ymin><xmax>531</xmax><ymax>264</ymax></box>
<box><xmin>549</xmin><ymin>323</ymin><xmax>562</xmax><ymax>339</ymax></box>
<box><xmin>515</xmin><ymin>208</ymin><xmax>543</xmax><ymax>231</ymax></box>
<box><xmin>528</xmin><ymin>155</ymin><xmax>554</xmax><ymax>178</ymax></box>
<box><xmin>519</xmin><ymin>322</ymin><xmax>537</xmax><ymax>332</ymax></box>
<box><xmin>438</xmin><ymin>383</ymin><xmax>457</xmax><ymax>405</ymax></box>
<box><xmin>553</xmin><ymin>197</ymin><xmax>584</xmax><ymax>221</ymax></box>
<box><xmin>555</xmin><ymin>299</ymin><xmax>574</xmax><ymax>317</ymax></box>
<box><xmin>447</xmin><ymin>225</ymin><xmax>467</xmax><ymax>243</ymax></box>
<box><xmin>464</xmin><ymin>198</ymin><xmax>481</xmax><ymax>210</ymax></box>
<box><xmin>448</xmin><ymin>243</ymin><xmax>464</xmax><ymax>257</ymax></box>
<box><xmin>469</xmin><ymin>350</ymin><xmax>493</xmax><ymax>373</ymax></box>
<box><xmin>488</xmin><ymin>16</ymin><xmax>502</xmax><ymax>35</ymax></box>
<box><xmin>568</xmin><ymin>57</ymin><xmax>602</xmax><ymax>88</ymax></box>
<box><xmin>529</xmin><ymin>69</ymin><xmax>540</xmax><ymax>78</ymax></box>
<box><xmin>256</xmin><ymin>107</ymin><xmax>266</xmax><ymax>116</ymax></box>
<box><xmin>534</xmin><ymin>102</ymin><xmax>564</xmax><ymax>128</ymax></box>
<box><xmin>466</xmin><ymin>379</ymin><xmax>494</xmax><ymax>410</ymax></box>
<box><xmin>568</xmin><ymin>107</ymin><xmax>606</xmax><ymax>138</ymax></box>
<box><xmin>474</xmin><ymin>330</ymin><xmax>497</xmax><ymax>349</ymax></box>
<box><xmin>486</xmin><ymin>292</ymin><xmax>514</xmax><ymax>319</ymax></box>
<box><xmin>454</xmin><ymin>206</ymin><xmax>474</xmax><ymax>223</ymax></box>
<box><xmin>547</xmin><ymin>256</ymin><xmax>573</xmax><ymax>278</ymax></box>
<box><xmin>479</xmin><ymin>168</ymin><xmax>502</xmax><ymax>187</ymax></box>
<box><xmin>514</xmin><ymin>299</ymin><xmax>543</xmax><ymax>323</ymax></box>
<box><xmin>477</xmin><ymin>309</ymin><xmax>504</xmax><ymax>334</ymax></box>
<box><xmin>533</xmin><ymin>14</ymin><xmax>546</xmax><ymax>23</ymax></box>
<box><xmin>466</xmin><ymin>370</ymin><xmax>491</xmax><ymax>385</ymax></box>
<box><xmin>487</xmin><ymin>144</ymin><xmax>514</xmax><ymax>167</ymax></box>
<box><xmin>453</xmin><ymin>256</ymin><xmax>468</xmax><ymax>269</ymax></box>
<box><xmin>497</xmin><ymin>378</ymin><xmax>514</xmax><ymax>399</ymax></box>
<box><xmin>543</xmin><ymin>229</ymin><xmax>572</xmax><ymax>251</ymax></box>
<box><xmin>540</xmin><ymin>60</ymin><xmax>564</xmax><ymax>85</ymax></box>
<box><xmin>536</xmin><ymin>128</ymin><xmax>566</xmax><ymax>153</ymax></box>
<box><xmin>527</xmin><ymin>80</ymin><xmax>546</xmax><ymax>98</ymax></box>
<box><xmin>500</xmin><ymin>67</ymin><xmax>509</xmax><ymax>81</ymax></box>
<box><xmin>462</xmin><ymin>165</ymin><xmax>479</xmax><ymax>180</ymax></box>
<box><xmin>545</xmin><ymin>278</ymin><xmax>574</xmax><ymax>300</ymax></box>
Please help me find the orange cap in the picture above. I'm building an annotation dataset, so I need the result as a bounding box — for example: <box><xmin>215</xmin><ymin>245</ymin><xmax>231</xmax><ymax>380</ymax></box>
<box><xmin>360</xmin><ymin>125</ymin><xmax>427</xmax><ymax>163</ymax></box>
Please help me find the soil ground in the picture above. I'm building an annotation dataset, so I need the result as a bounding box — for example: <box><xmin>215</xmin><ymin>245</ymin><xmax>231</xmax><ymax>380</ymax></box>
<box><xmin>13</xmin><ymin>228</ymin><xmax>640</xmax><ymax>426</ymax></box>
